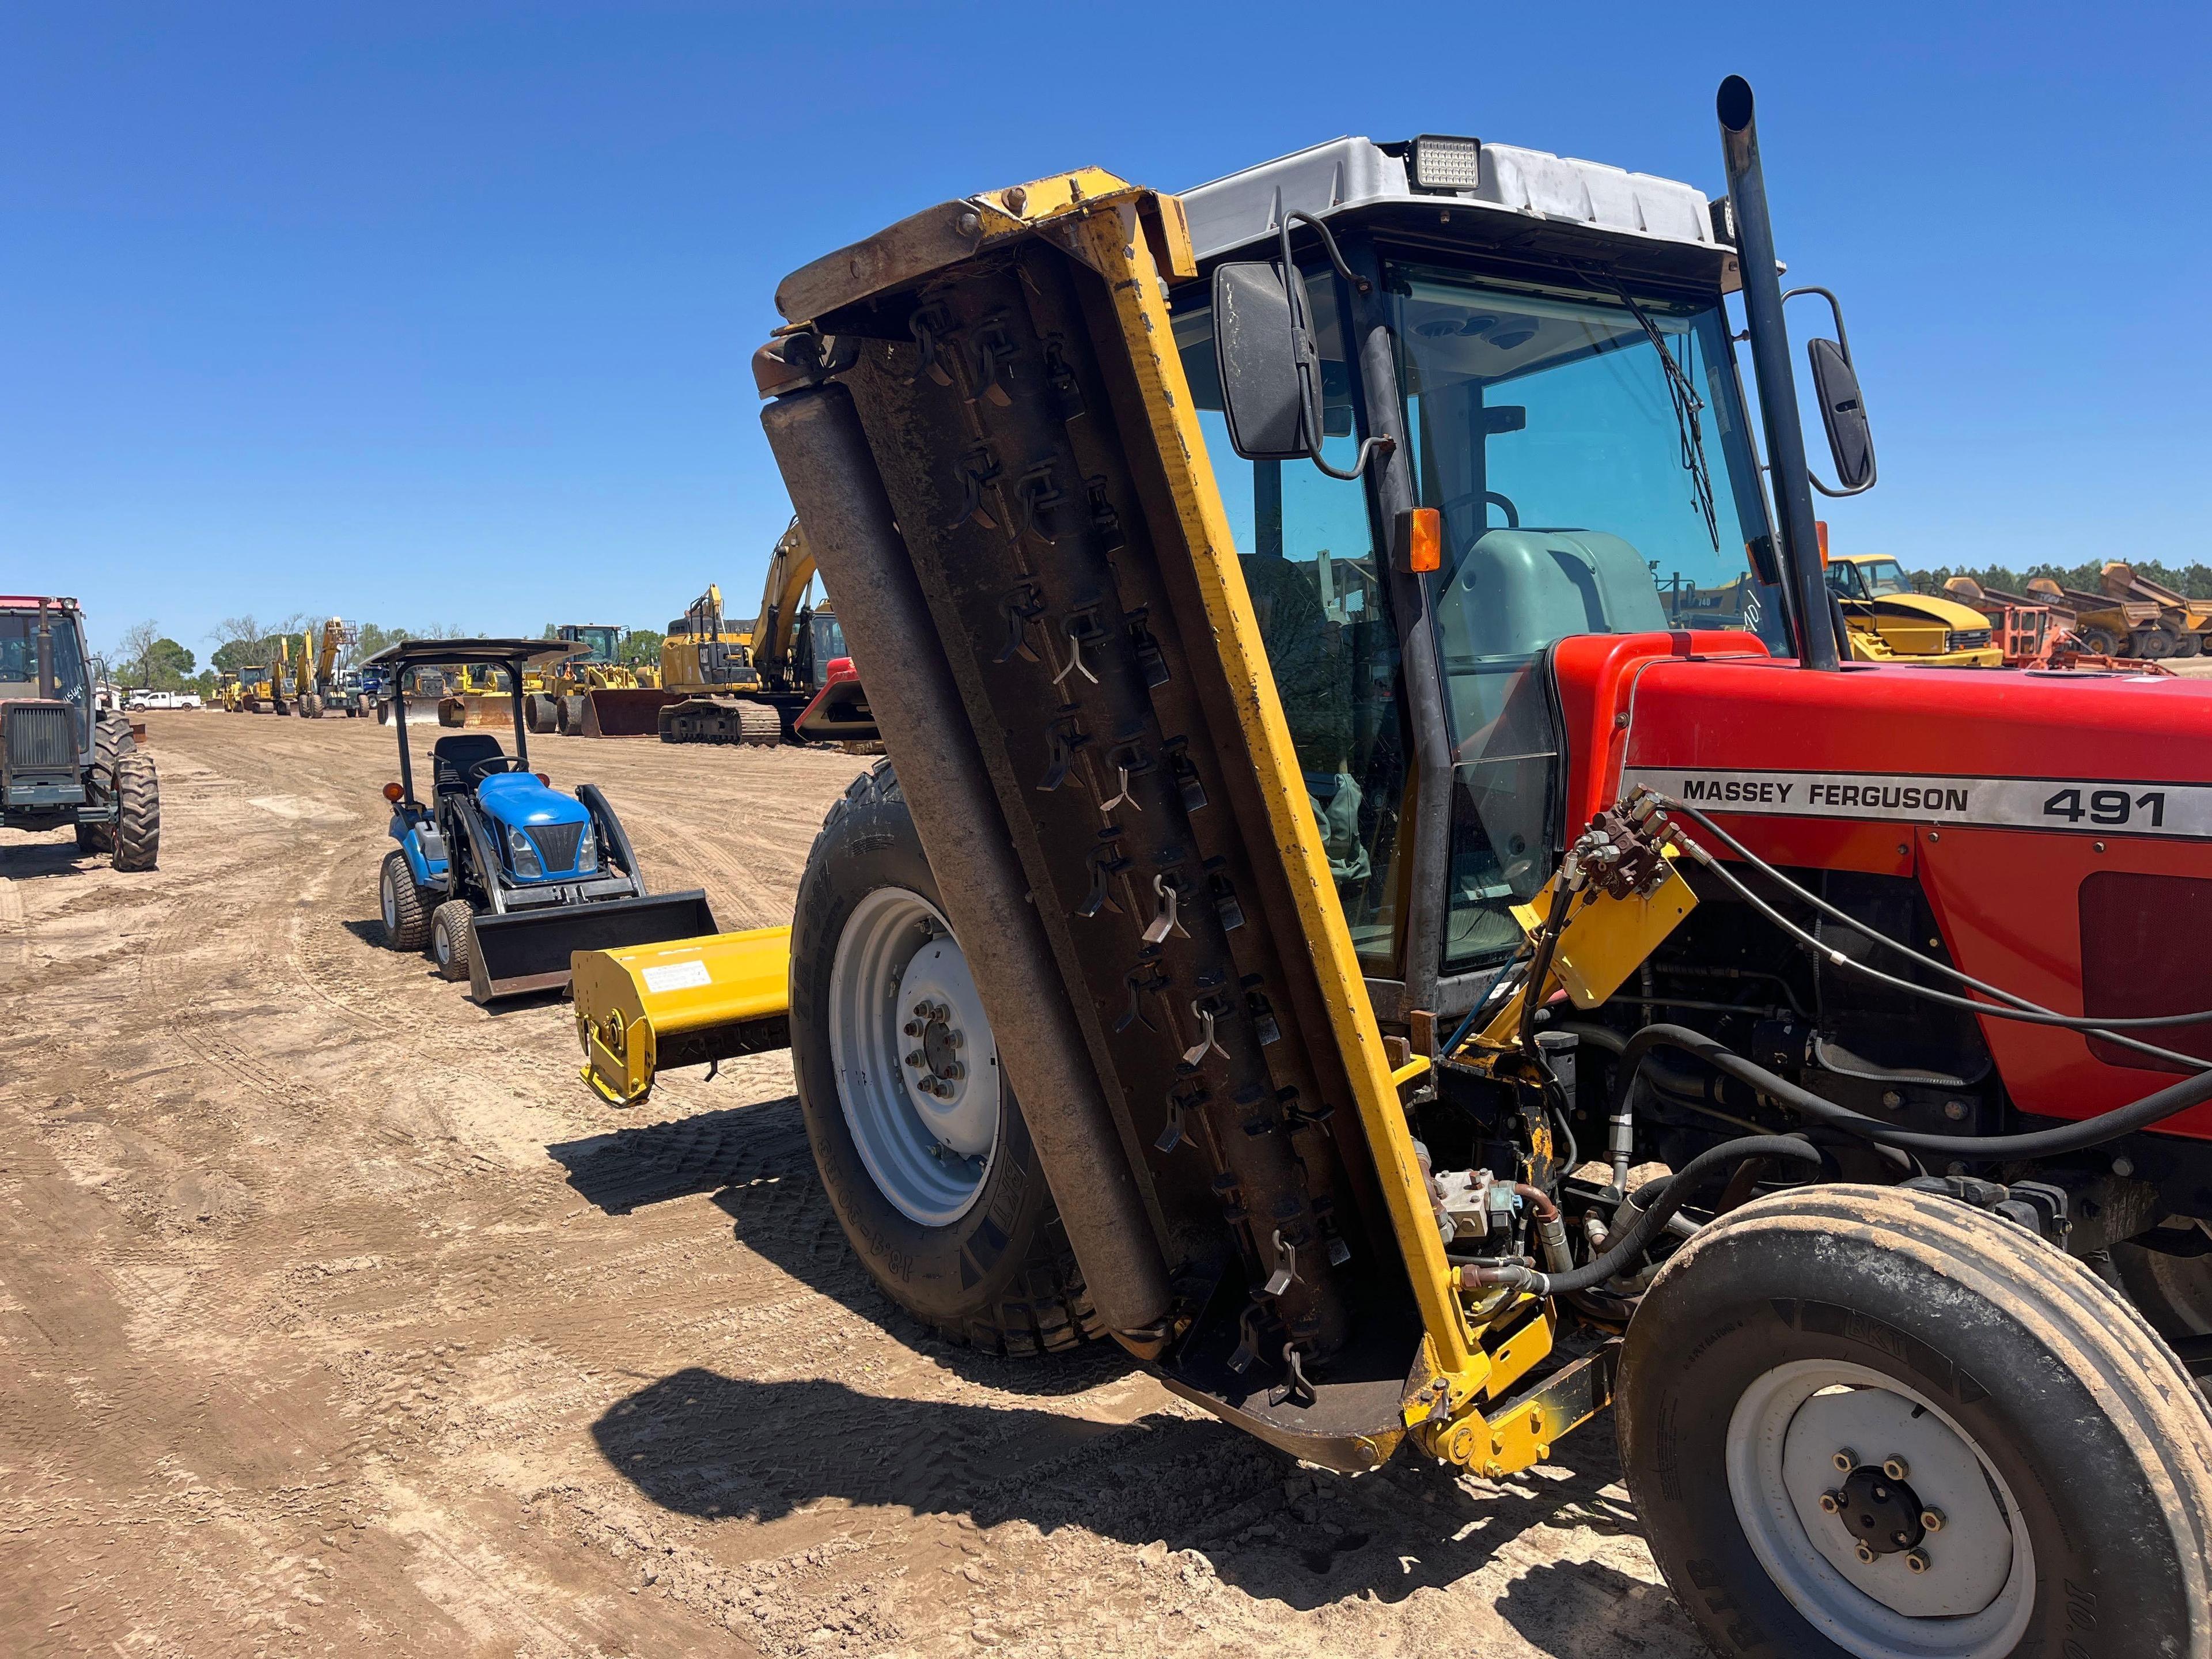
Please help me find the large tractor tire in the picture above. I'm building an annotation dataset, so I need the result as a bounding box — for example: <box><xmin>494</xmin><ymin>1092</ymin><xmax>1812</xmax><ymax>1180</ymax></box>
<box><xmin>2077</xmin><ymin>623</ymin><xmax>2122</xmax><ymax>658</ymax></box>
<box><xmin>1618</xmin><ymin>1183</ymin><xmax>2212</xmax><ymax>1659</ymax></box>
<box><xmin>301</xmin><ymin>693</ymin><xmax>324</xmax><ymax>719</ymax></box>
<box><xmin>2115</xmin><ymin>1233</ymin><xmax>2212</xmax><ymax>1371</ymax></box>
<box><xmin>525</xmin><ymin>693</ymin><xmax>559</xmax><ymax>734</ymax></box>
<box><xmin>789</xmin><ymin>758</ymin><xmax>1099</xmax><ymax>1356</ymax></box>
<box><xmin>76</xmin><ymin>714</ymin><xmax>137</xmax><ymax>855</ymax></box>
<box><xmin>2135</xmin><ymin>625</ymin><xmax>2179</xmax><ymax>660</ymax></box>
<box><xmin>378</xmin><ymin>851</ymin><xmax>433</xmax><ymax>951</ymax></box>
<box><xmin>109</xmin><ymin>752</ymin><xmax>160</xmax><ymax>871</ymax></box>
<box><xmin>430</xmin><ymin>899</ymin><xmax>475</xmax><ymax>983</ymax></box>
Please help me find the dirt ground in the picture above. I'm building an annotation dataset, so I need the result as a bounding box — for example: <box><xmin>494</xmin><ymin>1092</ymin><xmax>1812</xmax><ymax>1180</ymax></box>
<box><xmin>0</xmin><ymin>710</ymin><xmax>1709</xmax><ymax>1659</ymax></box>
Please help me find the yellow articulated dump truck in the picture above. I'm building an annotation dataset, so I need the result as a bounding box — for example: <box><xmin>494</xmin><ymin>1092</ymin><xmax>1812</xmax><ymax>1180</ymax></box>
<box><xmin>1822</xmin><ymin>549</ymin><xmax>2002</xmax><ymax>666</ymax></box>
<box><xmin>572</xmin><ymin>78</ymin><xmax>2212</xmax><ymax>1654</ymax></box>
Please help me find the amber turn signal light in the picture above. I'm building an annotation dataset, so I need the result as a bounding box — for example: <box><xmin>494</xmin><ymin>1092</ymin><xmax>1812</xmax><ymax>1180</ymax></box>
<box><xmin>382</xmin><ymin>782</ymin><xmax>404</xmax><ymax>803</ymax></box>
<box><xmin>1396</xmin><ymin>507</ymin><xmax>1441</xmax><ymax>574</ymax></box>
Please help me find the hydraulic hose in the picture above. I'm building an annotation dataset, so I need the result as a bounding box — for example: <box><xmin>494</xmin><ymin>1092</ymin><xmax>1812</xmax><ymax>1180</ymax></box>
<box><xmin>1615</xmin><ymin>1022</ymin><xmax>2212</xmax><ymax>1160</ymax></box>
<box><xmin>1466</xmin><ymin>1134</ymin><xmax>1822</xmax><ymax>1296</ymax></box>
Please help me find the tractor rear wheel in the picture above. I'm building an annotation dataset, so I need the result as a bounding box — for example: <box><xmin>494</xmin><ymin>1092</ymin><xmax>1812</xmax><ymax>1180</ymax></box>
<box><xmin>790</xmin><ymin>758</ymin><xmax>1100</xmax><ymax>1356</ymax></box>
<box><xmin>1619</xmin><ymin>1183</ymin><xmax>2212</xmax><ymax>1659</ymax></box>
<box><xmin>430</xmin><ymin>899</ymin><xmax>475</xmax><ymax>983</ymax></box>
<box><xmin>379</xmin><ymin>852</ymin><xmax>433</xmax><ymax>950</ymax></box>
<box><xmin>109</xmin><ymin>752</ymin><xmax>160</xmax><ymax>871</ymax></box>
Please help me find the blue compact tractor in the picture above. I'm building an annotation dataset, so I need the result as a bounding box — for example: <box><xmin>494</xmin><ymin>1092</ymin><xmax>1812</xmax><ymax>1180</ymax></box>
<box><xmin>367</xmin><ymin>639</ymin><xmax>714</xmax><ymax>1002</ymax></box>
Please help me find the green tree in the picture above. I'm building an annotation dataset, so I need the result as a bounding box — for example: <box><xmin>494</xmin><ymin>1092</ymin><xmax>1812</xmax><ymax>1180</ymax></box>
<box><xmin>618</xmin><ymin>628</ymin><xmax>664</xmax><ymax>666</ymax></box>
<box><xmin>143</xmin><ymin>638</ymin><xmax>195</xmax><ymax>691</ymax></box>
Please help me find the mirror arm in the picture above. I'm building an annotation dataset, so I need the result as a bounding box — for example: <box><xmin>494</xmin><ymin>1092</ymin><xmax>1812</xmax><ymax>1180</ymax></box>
<box><xmin>1278</xmin><ymin>211</ymin><xmax>1372</xmax><ymax>295</ymax></box>
<box><xmin>1277</xmin><ymin>209</ymin><xmax>1391</xmax><ymax>478</ymax></box>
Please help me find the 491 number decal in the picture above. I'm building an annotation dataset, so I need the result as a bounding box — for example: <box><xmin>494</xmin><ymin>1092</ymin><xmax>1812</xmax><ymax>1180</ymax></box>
<box><xmin>2041</xmin><ymin>788</ymin><xmax>2166</xmax><ymax>828</ymax></box>
<box><xmin>1616</xmin><ymin>767</ymin><xmax>2212</xmax><ymax>841</ymax></box>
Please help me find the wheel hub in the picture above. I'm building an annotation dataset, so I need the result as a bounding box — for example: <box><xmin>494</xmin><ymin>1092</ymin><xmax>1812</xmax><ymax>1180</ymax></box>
<box><xmin>1830</xmin><ymin>1461</ymin><xmax>1925</xmax><ymax>1557</ymax></box>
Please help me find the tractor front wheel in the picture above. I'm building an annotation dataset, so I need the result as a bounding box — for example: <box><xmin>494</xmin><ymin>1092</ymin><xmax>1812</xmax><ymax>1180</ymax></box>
<box><xmin>430</xmin><ymin>899</ymin><xmax>475</xmax><ymax>983</ymax></box>
<box><xmin>109</xmin><ymin>752</ymin><xmax>160</xmax><ymax>872</ymax></box>
<box><xmin>77</xmin><ymin>715</ymin><xmax>136</xmax><ymax>855</ymax></box>
<box><xmin>379</xmin><ymin>852</ymin><xmax>433</xmax><ymax>950</ymax></box>
<box><xmin>1619</xmin><ymin>1183</ymin><xmax>2212</xmax><ymax>1659</ymax></box>
<box><xmin>790</xmin><ymin>758</ymin><xmax>1099</xmax><ymax>1356</ymax></box>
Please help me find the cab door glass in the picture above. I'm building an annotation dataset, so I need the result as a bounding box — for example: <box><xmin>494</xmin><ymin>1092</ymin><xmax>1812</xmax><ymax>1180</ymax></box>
<box><xmin>1175</xmin><ymin>275</ymin><xmax>1411</xmax><ymax>970</ymax></box>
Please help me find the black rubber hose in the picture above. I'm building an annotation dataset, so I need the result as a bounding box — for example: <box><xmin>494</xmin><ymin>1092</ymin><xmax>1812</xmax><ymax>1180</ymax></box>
<box><xmin>1615</xmin><ymin>1023</ymin><xmax>2212</xmax><ymax>1160</ymax></box>
<box><xmin>1474</xmin><ymin>1134</ymin><xmax>1823</xmax><ymax>1296</ymax></box>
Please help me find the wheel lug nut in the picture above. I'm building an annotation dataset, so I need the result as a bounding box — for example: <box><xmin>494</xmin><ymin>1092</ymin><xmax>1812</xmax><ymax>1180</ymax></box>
<box><xmin>1817</xmin><ymin>1492</ymin><xmax>1841</xmax><ymax>1514</ymax></box>
<box><xmin>905</xmin><ymin>1050</ymin><xmax>926</xmax><ymax>1068</ymax></box>
<box><xmin>903</xmin><ymin>1020</ymin><xmax>922</xmax><ymax>1037</ymax></box>
<box><xmin>1919</xmin><ymin>1508</ymin><xmax>1944</xmax><ymax>1533</ymax></box>
<box><xmin>942</xmin><ymin>1062</ymin><xmax>964</xmax><ymax>1081</ymax></box>
<box><xmin>1905</xmin><ymin>1550</ymin><xmax>1930</xmax><ymax>1574</ymax></box>
<box><xmin>945</xmin><ymin>1029</ymin><xmax>964</xmax><ymax>1048</ymax></box>
<box><xmin>1882</xmin><ymin>1456</ymin><xmax>1910</xmax><ymax>1482</ymax></box>
<box><xmin>1854</xmin><ymin>1542</ymin><xmax>1875</xmax><ymax>1565</ymax></box>
<box><xmin>1832</xmin><ymin>1448</ymin><xmax>1858</xmax><ymax>1473</ymax></box>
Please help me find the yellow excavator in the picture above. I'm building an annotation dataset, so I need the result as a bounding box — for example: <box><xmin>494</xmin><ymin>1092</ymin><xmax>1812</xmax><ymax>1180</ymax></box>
<box><xmin>560</xmin><ymin>521</ymin><xmax>844</xmax><ymax>742</ymax></box>
<box><xmin>569</xmin><ymin>81</ymin><xmax>2212</xmax><ymax>1654</ymax></box>
<box><xmin>293</xmin><ymin>618</ymin><xmax>365</xmax><ymax>717</ymax></box>
<box><xmin>245</xmin><ymin>637</ymin><xmax>293</xmax><ymax>714</ymax></box>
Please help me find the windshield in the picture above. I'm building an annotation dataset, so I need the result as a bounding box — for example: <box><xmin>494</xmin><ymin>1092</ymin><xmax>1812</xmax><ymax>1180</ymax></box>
<box><xmin>1391</xmin><ymin>267</ymin><xmax>1777</xmax><ymax>967</ymax></box>
<box><xmin>1856</xmin><ymin>558</ymin><xmax>1912</xmax><ymax>597</ymax></box>
<box><xmin>571</xmin><ymin>626</ymin><xmax>620</xmax><ymax>663</ymax></box>
<box><xmin>0</xmin><ymin>611</ymin><xmax>87</xmax><ymax>700</ymax></box>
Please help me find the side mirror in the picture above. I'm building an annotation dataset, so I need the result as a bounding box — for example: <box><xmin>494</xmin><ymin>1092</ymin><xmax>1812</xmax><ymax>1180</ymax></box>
<box><xmin>1785</xmin><ymin>285</ymin><xmax>1876</xmax><ymax>497</ymax></box>
<box><xmin>1807</xmin><ymin>338</ymin><xmax>1874</xmax><ymax>491</ymax></box>
<box><xmin>1212</xmin><ymin>262</ymin><xmax>1315</xmax><ymax>461</ymax></box>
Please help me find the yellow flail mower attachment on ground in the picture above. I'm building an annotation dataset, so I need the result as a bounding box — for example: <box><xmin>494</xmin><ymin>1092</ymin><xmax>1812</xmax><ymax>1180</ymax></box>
<box><xmin>573</xmin><ymin>925</ymin><xmax>793</xmax><ymax>1105</ymax></box>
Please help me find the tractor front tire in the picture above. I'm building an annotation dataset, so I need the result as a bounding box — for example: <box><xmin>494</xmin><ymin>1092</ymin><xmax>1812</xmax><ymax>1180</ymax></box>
<box><xmin>430</xmin><ymin>899</ymin><xmax>475</xmax><ymax>983</ymax></box>
<box><xmin>789</xmin><ymin>758</ymin><xmax>1100</xmax><ymax>1357</ymax></box>
<box><xmin>77</xmin><ymin>715</ymin><xmax>137</xmax><ymax>855</ymax></box>
<box><xmin>1619</xmin><ymin>1183</ymin><xmax>2212</xmax><ymax>1659</ymax></box>
<box><xmin>379</xmin><ymin>852</ymin><xmax>433</xmax><ymax>951</ymax></box>
<box><xmin>109</xmin><ymin>752</ymin><xmax>160</xmax><ymax>872</ymax></box>
<box><xmin>302</xmin><ymin>694</ymin><xmax>323</xmax><ymax>719</ymax></box>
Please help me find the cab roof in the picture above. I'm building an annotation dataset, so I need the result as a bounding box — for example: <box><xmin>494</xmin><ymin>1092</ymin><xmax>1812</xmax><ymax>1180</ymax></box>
<box><xmin>364</xmin><ymin>638</ymin><xmax>585</xmax><ymax>671</ymax></box>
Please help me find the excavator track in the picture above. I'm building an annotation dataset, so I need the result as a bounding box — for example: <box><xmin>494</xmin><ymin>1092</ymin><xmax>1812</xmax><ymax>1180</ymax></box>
<box><xmin>656</xmin><ymin>695</ymin><xmax>783</xmax><ymax>745</ymax></box>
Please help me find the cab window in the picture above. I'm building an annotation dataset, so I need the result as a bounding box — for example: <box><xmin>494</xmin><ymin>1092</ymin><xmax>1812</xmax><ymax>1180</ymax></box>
<box><xmin>1175</xmin><ymin>276</ymin><xmax>1411</xmax><ymax>971</ymax></box>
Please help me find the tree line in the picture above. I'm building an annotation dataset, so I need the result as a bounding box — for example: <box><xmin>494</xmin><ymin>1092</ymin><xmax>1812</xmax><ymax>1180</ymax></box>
<box><xmin>1903</xmin><ymin>560</ymin><xmax>2212</xmax><ymax>601</ymax></box>
<box><xmin>105</xmin><ymin>615</ymin><xmax>668</xmax><ymax>694</ymax></box>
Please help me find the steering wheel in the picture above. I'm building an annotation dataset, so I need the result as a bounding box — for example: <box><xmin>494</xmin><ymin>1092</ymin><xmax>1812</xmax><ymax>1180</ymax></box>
<box><xmin>1437</xmin><ymin>489</ymin><xmax>1521</xmax><ymax>530</ymax></box>
<box><xmin>465</xmin><ymin>756</ymin><xmax>522</xmax><ymax>786</ymax></box>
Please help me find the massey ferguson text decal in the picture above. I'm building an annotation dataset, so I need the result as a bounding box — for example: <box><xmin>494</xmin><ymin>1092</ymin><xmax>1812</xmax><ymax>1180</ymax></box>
<box><xmin>1616</xmin><ymin>767</ymin><xmax>2212</xmax><ymax>840</ymax></box>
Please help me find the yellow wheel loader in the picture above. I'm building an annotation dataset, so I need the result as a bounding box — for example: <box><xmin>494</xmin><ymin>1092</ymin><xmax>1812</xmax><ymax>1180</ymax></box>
<box><xmin>523</xmin><ymin>623</ymin><xmax>664</xmax><ymax>737</ymax></box>
<box><xmin>573</xmin><ymin>78</ymin><xmax>2212</xmax><ymax>1655</ymax></box>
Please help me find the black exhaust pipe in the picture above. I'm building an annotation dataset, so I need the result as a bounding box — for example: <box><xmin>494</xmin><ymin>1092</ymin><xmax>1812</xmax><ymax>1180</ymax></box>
<box><xmin>1718</xmin><ymin>75</ymin><xmax>1840</xmax><ymax>672</ymax></box>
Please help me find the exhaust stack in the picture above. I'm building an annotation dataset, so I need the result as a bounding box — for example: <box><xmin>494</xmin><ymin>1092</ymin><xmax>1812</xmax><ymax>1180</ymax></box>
<box><xmin>1718</xmin><ymin>74</ymin><xmax>1840</xmax><ymax>671</ymax></box>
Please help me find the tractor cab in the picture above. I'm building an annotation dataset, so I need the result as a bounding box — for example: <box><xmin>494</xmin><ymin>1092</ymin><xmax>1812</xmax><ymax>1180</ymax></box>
<box><xmin>365</xmin><ymin>638</ymin><xmax>713</xmax><ymax>1002</ymax></box>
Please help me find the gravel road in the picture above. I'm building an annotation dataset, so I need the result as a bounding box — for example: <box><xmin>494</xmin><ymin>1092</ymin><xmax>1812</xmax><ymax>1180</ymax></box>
<box><xmin>0</xmin><ymin>710</ymin><xmax>1708</xmax><ymax>1658</ymax></box>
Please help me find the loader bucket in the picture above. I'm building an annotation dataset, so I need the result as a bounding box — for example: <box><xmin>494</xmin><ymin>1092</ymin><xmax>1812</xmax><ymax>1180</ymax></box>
<box><xmin>572</xmin><ymin>925</ymin><xmax>792</xmax><ymax>1104</ymax></box>
<box><xmin>467</xmin><ymin>889</ymin><xmax>717</xmax><ymax>1003</ymax></box>
<box><xmin>450</xmin><ymin>693</ymin><xmax>518</xmax><ymax>729</ymax></box>
<box><xmin>577</xmin><ymin>688</ymin><xmax>677</xmax><ymax>738</ymax></box>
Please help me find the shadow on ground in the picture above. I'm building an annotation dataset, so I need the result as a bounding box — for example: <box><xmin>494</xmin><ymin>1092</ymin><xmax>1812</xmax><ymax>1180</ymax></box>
<box><xmin>591</xmin><ymin>1365</ymin><xmax>1649</xmax><ymax>1612</ymax></box>
<box><xmin>0</xmin><ymin>842</ymin><xmax>92</xmax><ymax>881</ymax></box>
<box><xmin>547</xmin><ymin>1094</ymin><xmax>1130</xmax><ymax>1396</ymax></box>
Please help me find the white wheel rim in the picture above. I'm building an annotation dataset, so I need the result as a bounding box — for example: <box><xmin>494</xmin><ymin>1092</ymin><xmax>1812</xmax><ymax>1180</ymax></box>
<box><xmin>826</xmin><ymin>886</ymin><xmax>999</xmax><ymax>1226</ymax></box>
<box><xmin>435</xmin><ymin>919</ymin><xmax>453</xmax><ymax>965</ymax></box>
<box><xmin>381</xmin><ymin>866</ymin><xmax>399</xmax><ymax>930</ymax></box>
<box><xmin>1726</xmin><ymin>1358</ymin><xmax>2034</xmax><ymax>1659</ymax></box>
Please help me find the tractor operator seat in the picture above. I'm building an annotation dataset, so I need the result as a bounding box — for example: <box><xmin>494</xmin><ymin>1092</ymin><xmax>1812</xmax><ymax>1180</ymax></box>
<box><xmin>430</xmin><ymin>733</ymin><xmax>506</xmax><ymax>793</ymax></box>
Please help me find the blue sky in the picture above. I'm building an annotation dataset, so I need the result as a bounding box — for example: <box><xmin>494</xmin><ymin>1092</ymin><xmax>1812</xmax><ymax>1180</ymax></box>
<box><xmin>4</xmin><ymin>2</ymin><xmax>2206</xmax><ymax>661</ymax></box>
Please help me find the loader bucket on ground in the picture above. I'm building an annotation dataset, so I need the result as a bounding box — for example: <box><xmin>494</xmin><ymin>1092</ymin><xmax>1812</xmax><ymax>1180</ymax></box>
<box><xmin>571</xmin><ymin>925</ymin><xmax>792</xmax><ymax>1104</ymax></box>
<box><xmin>450</xmin><ymin>693</ymin><xmax>518</xmax><ymax>729</ymax></box>
<box><xmin>578</xmin><ymin>688</ymin><xmax>677</xmax><ymax>738</ymax></box>
<box><xmin>380</xmin><ymin>694</ymin><xmax>452</xmax><ymax>727</ymax></box>
<box><xmin>467</xmin><ymin>889</ymin><xmax>717</xmax><ymax>1003</ymax></box>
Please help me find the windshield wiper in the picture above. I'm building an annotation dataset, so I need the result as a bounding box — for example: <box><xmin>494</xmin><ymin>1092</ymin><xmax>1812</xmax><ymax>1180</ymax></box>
<box><xmin>1582</xmin><ymin>268</ymin><xmax>1721</xmax><ymax>554</ymax></box>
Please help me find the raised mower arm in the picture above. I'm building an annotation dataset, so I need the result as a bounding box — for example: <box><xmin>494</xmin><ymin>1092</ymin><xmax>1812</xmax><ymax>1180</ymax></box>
<box><xmin>743</xmin><ymin>176</ymin><xmax>1533</xmax><ymax>1471</ymax></box>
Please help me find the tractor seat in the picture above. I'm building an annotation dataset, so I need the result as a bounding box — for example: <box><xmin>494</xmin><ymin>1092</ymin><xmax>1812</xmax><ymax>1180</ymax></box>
<box><xmin>431</xmin><ymin>733</ymin><xmax>506</xmax><ymax>793</ymax></box>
